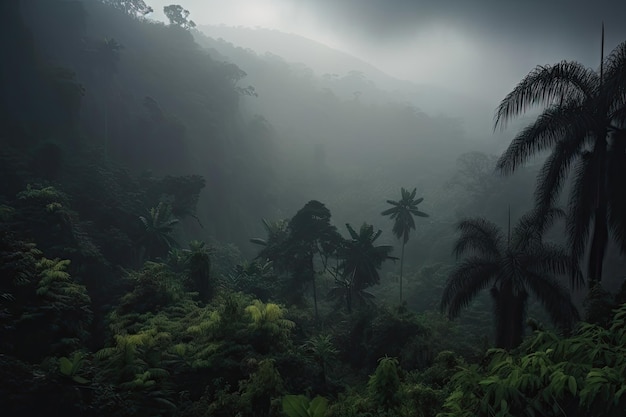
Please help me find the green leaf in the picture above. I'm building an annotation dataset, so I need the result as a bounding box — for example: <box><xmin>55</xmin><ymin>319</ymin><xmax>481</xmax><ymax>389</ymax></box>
<box><xmin>309</xmin><ymin>396</ymin><xmax>328</xmax><ymax>417</ymax></box>
<box><xmin>58</xmin><ymin>357</ymin><xmax>73</xmax><ymax>376</ymax></box>
<box><xmin>568</xmin><ymin>376</ymin><xmax>577</xmax><ymax>395</ymax></box>
<box><xmin>282</xmin><ymin>395</ymin><xmax>310</xmax><ymax>417</ymax></box>
<box><xmin>72</xmin><ymin>375</ymin><xmax>89</xmax><ymax>384</ymax></box>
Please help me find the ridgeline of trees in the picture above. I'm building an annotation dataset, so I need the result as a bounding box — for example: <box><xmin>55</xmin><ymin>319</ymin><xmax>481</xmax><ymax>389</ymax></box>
<box><xmin>1</xmin><ymin>1</ymin><xmax>625</xmax><ymax>416</ymax></box>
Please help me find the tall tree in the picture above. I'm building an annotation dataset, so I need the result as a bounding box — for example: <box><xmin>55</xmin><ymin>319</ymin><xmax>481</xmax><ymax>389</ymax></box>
<box><xmin>381</xmin><ymin>187</ymin><xmax>428</xmax><ymax>303</ymax></box>
<box><xmin>332</xmin><ymin>223</ymin><xmax>395</xmax><ymax>312</ymax></box>
<box><xmin>494</xmin><ymin>36</ymin><xmax>626</xmax><ymax>288</ymax></box>
<box><xmin>163</xmin><ymin>4</ymin><xmax>196</xmax><ymax>29</ymax></box>
<box><xmin>102</xmin><ymin>0</ymin><xmax>153</xmax><ymax>17</ymax></box>
<box><xmin>285</xmin><ymin>201</ymin><xmax>341</xmax><ymax>320</ymax></box>
<box><xmin>441</xmin><ymin>208</ymin><xmax>581</xmax><ymax>349</ymax></box>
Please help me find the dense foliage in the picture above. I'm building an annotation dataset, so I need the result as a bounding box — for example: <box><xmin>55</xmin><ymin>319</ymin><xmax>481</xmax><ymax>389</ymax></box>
<box><xmin>1</xmin><ymin>1</ymin><xmax>625</xmax><ymax>416</ymax></box>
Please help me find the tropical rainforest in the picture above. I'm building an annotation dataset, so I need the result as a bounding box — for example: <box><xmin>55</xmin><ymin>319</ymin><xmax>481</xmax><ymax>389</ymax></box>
<box><xmin>1</xmin><ymin>1</ymin><xmax>626</xmax><ymax>416</ymax></box>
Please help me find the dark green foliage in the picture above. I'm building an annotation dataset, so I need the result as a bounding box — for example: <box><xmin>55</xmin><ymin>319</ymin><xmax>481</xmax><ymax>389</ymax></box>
<box><xmin>440</xmin><ymin>303</ymin><xmax>626</xmax><ymax>417</ymax></box>
<box><xmin>226</xmin><ymin>259</ymin><xmax>279</xmax><ymax>302</ymax></box>
<box><xmin>138</xmin><ymin>202</ymin><xmax>180</xmax><ymax>263</ymax></box>
<box><xmin>283</xmin><ymin>394</ymin><xmax>328</xmax><ymax>417</ymax></box>
<box><xmin>12</xmin><ymin>255</ymin><xmax>93</xmax><ymax>361</ymax></box>
<box><xmin>441</xmin><ymin>208</ymin><xmax>580</xmax><ymax>349</ymax></box>
<box><xmin>252</xmin><ymin>201</ymin><xmax>342</xmax><ymax>318</ymax></box>
<box><xmin>119</xmin><ymin>261</ymin><xmax>186</xmax><ymax>313</ymax></box>
<box><xmin>368</xmin><ymin>356</ymin><xmax>402</xmax><ymax>412</ymax></box>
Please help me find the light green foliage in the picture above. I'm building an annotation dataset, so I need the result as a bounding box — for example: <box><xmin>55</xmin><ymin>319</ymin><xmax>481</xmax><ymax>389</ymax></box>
<box><xmin>283</xmin><ymin>394</ymin><xmax>328</xmax><ymax>417</ymax></box>
<box><xmin>35</xmin><ymin>258</ymin><xmax>71</xmax><ymax>295</ymax></box>
<box><xmin>368</xmin><ymin>356</ymin><xmax>402</xmax><ymax>412</ymax></box>
<box><xmin>246</xmin><ymin>300</ymin><xmax>295</xmax><ymax>333</ymax></box>
<box><xmin>439</xmin><ymin>303</ymin><xmax>626</xmax><ymax>417</ymax></box>
<box><xmin>245</xmin><ymin>299</ymin><xmax>295</xmax><ymax>354</ymax></box>
<box><xmin>58</xmin><ymin>351</ymin><xmax>89</xmax><ymax>384</ymax></box>
<box><xmin>30</xmin><ymin>257</ymin><xmax>92</xmax><ymax>354</ymax></box>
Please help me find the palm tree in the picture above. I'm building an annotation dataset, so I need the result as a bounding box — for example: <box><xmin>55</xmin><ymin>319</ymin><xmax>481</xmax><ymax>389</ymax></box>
<box><xmin>441</xmin><ymin>208</ymin><xmax>581</xmax><ymax>349</ymax></box>
<box><xmin>185</xmin><ymin>240</ymin><xmax>212</xmax><ymax>303</ymax></box>
<box><xmin>137</xmin><ymin>202</ymin><xmax>179</xmax><ymax>264</ymax></box>
<box><xmin>331</xmin><ymin>223</ymin><xmax>395</xmax><ymax>312</ymax></box>
<box><xmin>381</xmin><ymin>187</ymin><xmax>429</xmax><ymax>303</ymax></box>
<box><xmin>250</xmin><ymin>218</ymin><xmax>289</xmax><ymax>271</ymax></box>
<box><xmin>494</xmin><ymin>35</ymin><xmax>626</xmax><ymax>287</ymax></box>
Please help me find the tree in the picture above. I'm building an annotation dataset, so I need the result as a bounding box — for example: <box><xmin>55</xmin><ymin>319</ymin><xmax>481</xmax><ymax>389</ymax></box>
<box><xmin>103</xmin><ymin>0</ymin><xmax>153</xmax><ymax>17</ymax></box>
<box><xmin>441</xmin><ymin>208</ymin><xmax>581</xmax><ymax>349</ymax></box>
<box><xmin>285</xmin><ymin>201</ymin><xmax>341</xmax><ymax>320</ymax></box>
<box><xmin>381</xmin><ymin>187</ymin><xmax>429</xmax><ymax>303</ymax></box>
<box><xmin>137</xmin><ymin>202</ymin><xmax>179</xmax><ymax>263</ymax></box>
<box><xmin>163</xmin><ymin>4</ymin><xmax>196</xmax><ymax>29</ymax></box>
<box><xmin>494</xmin><ymin>36</ymin><xmax>626</xmax><ymax>288</ymax></box>
<box><xmin>184</xmin><ymin>240</ymin><xmax>212</xmax><ymax>303</ymax></box>
<box><xmin>250</xmin><ymin>218</ymin><xmax>290</xmax><ymax>271</ymax></box>
<box><xmin>331</xmin><ymin>223</ymin><xmax>395</xmax><ymax>312</ymax></box>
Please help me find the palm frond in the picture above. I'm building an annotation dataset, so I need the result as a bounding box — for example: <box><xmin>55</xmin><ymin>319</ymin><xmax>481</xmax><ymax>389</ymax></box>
<box><xmin>566</xmin><ymin>152</ymin><xmax>599</xmax><ymax>281</ymax></box>
<box><xmin>494</xmin><ymin>61</ymin><xmax>597</xmax><ymax>129</ymax></box>
<box><xmin>454</xmin><ymin>218</ymin><xmax>503</xmax><ymax>258</ymax></box>
<box><xmin>441</xmin><ymin>257</ymin><xmax>499</xmax><ymax>318</ymax></box>
<box><xmin>496</xmin><ymin>103</ymin><xmax>592</xmax><ymax>174</ymax></box>
<box><xmin>533</xmin><ymin>132</ymin><xmax>588</xmax><ymax>209</ymax></box>
<box><xmin>512</xmin><ymin>206</ymin><xmax>565</xmax><ymax>249</ymax></box>
<box><xmin>523</xmin><ymin>270</ymin><xmax>580</xmax><ymax>329</ymax></box>
<box><xmin>603</xmin><ymin>40</ymin><xmax>626</xmax><ymax>104</ymax></box>
<box><xmin>526</xmin><ymin>243</ymin><xmax>584</xmax><ymax>287</ymax></box>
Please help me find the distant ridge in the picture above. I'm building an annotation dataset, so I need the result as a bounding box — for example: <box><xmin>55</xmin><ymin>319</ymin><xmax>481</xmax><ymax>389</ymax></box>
<box><xmin>196</xmin><ymin>24</ymin><xmax>497</xmax><ymax>136</ymax></box>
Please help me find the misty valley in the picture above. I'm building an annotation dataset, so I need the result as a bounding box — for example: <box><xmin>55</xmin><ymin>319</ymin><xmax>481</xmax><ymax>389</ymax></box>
<box><xmin>1</xmin><ymin>1</ymin><xmax>626</xmax><ymax>416</ymax></box>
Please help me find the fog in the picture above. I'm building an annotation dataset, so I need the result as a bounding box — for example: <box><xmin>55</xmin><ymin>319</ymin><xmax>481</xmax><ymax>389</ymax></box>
<box><xmin>147</xmin><ymin>0</ymin><xmax>626</xmax><ymax>106</ymax></box>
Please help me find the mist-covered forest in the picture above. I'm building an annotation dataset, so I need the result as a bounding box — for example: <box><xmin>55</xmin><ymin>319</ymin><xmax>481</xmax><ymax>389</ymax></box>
<box><xmin>1</xmin><ymin>1</ymin><xmax>626</xmax><ymax>416</ymax></box>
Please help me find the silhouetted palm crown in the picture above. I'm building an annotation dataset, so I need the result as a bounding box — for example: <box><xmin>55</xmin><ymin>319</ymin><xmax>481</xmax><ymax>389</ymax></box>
<box><xmin>381</xmin><ymin>187</ymin><xmax>429</xmax><ymax>243</ymax></box>
<box><xmin>494</xmin><ymin>40</ymin><xmax>626</xmax><ymax>285</ymax></box>
<box><xmin>441</xmin><ymin>209</ymin><xmax>580</xmax><ymax>349</ymax></box>
<box><xmin>339</xmin><ymin>223</ymin><xmax>395</xmax><ymax>291</ymax></box>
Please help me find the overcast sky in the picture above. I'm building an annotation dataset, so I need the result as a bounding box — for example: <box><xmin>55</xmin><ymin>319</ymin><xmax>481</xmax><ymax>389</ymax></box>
<box><xmin>147</xmin><ymin>0</ymin><xmax>626</xmax><ymax>104</ymax></box>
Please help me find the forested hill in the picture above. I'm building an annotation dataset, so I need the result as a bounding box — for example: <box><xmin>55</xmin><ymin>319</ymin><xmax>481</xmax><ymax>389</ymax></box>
<box><xmin>11</xmin><ymin>0</ymin><xmax>283</xmax><ymax>245</ymax></box>
<box><xmin>4</xmin><ymin>0</ymin><xmax>494</xmax><ymax>252</ymax></box>
<box><xmin>196</xmin><ymin>24</ymin><xmax>495</xmax><ymax>135</ymax></box>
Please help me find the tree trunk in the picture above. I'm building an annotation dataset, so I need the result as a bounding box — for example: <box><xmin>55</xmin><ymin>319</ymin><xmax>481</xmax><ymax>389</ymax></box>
<box><xmin>588</xmin><ymin>136</ymin><xmax>609</xmax><ymax>287</ymax></box>
<box><xmin>399</xmin><ymin>241</ymin><xmax>405</xmax><ymax>304</ymax></box>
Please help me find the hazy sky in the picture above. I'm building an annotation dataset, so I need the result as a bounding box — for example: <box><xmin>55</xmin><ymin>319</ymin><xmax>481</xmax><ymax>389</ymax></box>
<box><xmin>148</xmin><ymin>0</ymin><xmax>626</xmax><ymax>103</ymax></box>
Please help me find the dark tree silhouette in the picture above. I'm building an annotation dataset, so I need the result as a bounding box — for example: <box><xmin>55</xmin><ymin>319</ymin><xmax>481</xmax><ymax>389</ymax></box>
<box><xmin>494</xmin><ymin>35</ymin><xmax>626</xmax><ymax>288</ymax></box>
<box><xmin>441</xmin><ymin>208</ymin><xmax>581</xmax><ymax>349</ymax></box>
<box><xmin>137</xmin><ymin>202</ymin><xmax>179</xmax><ymax>263</ymax></box>
<box><xmin>331</xmin><ymin>223</ymin><xmax>395</xmax><ymax>312</ymax></box>
<box><xmin>381</xmin><ymin>187</ymin><xmax>428</xmax><ymax>303</ymax></box>
<box><xmin>163</xmin><ymin>4</ymin><xmax>196</xmax><ymax>29</ymax></box>
<box><xmin>286</xmin><ymin>201</ymin><xmax>341</xmax><ymax>320</ymax></box>
<box><xmin>103</xmin><ymin>0</ymin><xmax>153</xmax><ymax>17</ymax></box>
